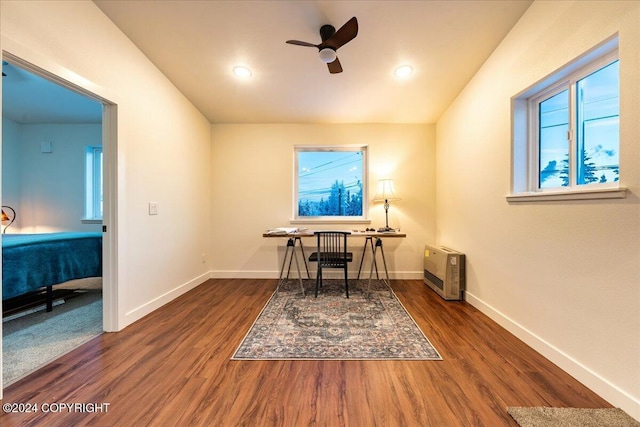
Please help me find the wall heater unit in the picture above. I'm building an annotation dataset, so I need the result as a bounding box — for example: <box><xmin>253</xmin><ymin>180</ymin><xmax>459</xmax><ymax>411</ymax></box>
<box><xmin>423</xmin><ymin>244</ymin><xmax>466</xmax><ymax>300</ymax></box>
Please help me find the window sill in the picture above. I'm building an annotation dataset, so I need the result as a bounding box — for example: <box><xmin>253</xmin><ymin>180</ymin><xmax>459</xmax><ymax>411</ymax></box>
<box><xmin>507</xmin><ymin>187</ymin><xmax>627</xmax><ymax>203</ymax></box>
<box><xmin>82</xmin><ymin>218</ymin><xmax>103</xmax><ymax>224</ymax></box>
<box><xmin>290</xmin><ymin>218</ymin><xmax>372</xmax><ymax>225</ymax></box>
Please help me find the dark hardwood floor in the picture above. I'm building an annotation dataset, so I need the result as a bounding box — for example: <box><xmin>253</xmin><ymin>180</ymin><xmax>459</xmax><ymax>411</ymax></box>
<box><xmin>0</xmin><ymin>278</ymin><xmax>610</xmax><ymax>426</ymax></box>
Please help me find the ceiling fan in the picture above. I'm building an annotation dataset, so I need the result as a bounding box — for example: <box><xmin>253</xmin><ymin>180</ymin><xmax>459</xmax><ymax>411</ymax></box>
<box><xmin>286</xmin><ymin>17</ymin><xmax>358</xmax><ymax>74</ymax></box>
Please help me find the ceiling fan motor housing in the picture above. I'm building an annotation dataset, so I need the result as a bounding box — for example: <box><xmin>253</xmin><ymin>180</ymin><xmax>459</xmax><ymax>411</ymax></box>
<box><xmin>319</xmin><ymin>24</ymin><xmax>336</xmax><ymax>41</ymax></box>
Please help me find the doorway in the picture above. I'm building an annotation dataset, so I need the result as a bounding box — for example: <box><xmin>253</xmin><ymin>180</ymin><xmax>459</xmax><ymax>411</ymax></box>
<box><xmin>0</xmin><ymin>53</ymin><xmax>117</xmax><ymax>389</ymax></box>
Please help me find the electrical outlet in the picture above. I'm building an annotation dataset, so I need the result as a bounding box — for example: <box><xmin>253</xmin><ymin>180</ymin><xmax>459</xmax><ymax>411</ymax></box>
<box><xmin>149</xmin><ymin>202</ymin><xmax>159</xmax><ymax>215</ymax></box>
<box><xmin>201</xmin><ymin>253</ymin><xmax>207</xmax><ymax>264</ymax></box>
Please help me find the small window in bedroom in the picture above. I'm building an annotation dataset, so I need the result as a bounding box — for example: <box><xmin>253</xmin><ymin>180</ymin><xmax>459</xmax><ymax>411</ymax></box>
<box><xmin>293</xmin><ymin>145</ymin><xmax>368</xmax><ymax>221</ymax></box>
<box><xmin>84</xmin><ymin>146</ymin><xmax>103</xmax><ymax>220</ymax></box>
<box><xmin>510</xmin><ymin>36</ymin><xmax>625</xmax><ymax>201</ymax></box>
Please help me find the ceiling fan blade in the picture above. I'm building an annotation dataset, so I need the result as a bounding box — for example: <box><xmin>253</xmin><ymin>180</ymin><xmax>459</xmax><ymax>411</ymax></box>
<box><xmin>327</xmin><ymin>57</ymin><xmax>343</xmax><ymax>74</ymax></box>
<box><xmin>286</xmin><ymin>40</ymin><xmax>319</xmax><ymax>48</ymax></box>
<box><xmin>320</xmin><ymin>17</ymin><xmax>358</xmax><ymax>50</ymax></box>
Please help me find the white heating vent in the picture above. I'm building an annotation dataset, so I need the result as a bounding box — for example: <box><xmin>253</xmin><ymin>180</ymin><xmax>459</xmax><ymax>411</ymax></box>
<box><xmin>423</xmin><ymin>244</ymin><xmax>466</xmax><ymax>300</ymax></box>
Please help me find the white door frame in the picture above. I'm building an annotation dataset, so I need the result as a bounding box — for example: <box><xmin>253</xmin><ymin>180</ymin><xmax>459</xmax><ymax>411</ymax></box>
<box><xmin>0</xmin><ymin>50</ymin><xmax>119</xmax><ymax>396</ymax></box>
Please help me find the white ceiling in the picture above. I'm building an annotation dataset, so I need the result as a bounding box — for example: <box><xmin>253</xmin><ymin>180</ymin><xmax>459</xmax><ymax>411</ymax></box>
<box><xmin>1</xmin><ymin>1</ymin><xmax>533</xmax><ymax>125</ymax></box>
<box><xmin>93</xmin><ymin>0</ymin><xmax>533</xmax><ymax>124</ymax></box>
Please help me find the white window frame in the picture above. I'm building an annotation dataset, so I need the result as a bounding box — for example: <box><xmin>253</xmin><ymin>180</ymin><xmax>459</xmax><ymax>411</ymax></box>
<box><xmin>509</xmin><ymin>36</ymin><xmax>626</xmax><ymax>202</ymax></box>
<box><xmin>528</xmin><ymin>82</ymin><xmax>571</xmax><ymax>190</ymax></box>
<box><xmin>292</xmin><ymin>145</ymin><xmax>369</xmax><ymax>223</ymax></box>
<box><xmin>84</xmin><ymin>145</ymin><xmax>103</xmax><ymax>221</ymax></box>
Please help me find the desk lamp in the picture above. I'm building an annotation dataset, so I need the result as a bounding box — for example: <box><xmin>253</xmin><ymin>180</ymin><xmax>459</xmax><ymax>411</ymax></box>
<box><xmin>2</xmin><ymin>205</ymin><xmax>16</xmax><ymax>234</ymax></box>
<box><xmin>373</xmin><ymin>179</ymin><xmax>400</xmax><ymax>232</ymax></box>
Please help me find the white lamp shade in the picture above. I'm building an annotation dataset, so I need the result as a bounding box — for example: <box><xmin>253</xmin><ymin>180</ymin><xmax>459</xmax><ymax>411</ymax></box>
<box><xmin>374</xmin><ymin>179</ymin><xmax>400</xmax><ymax>202</ymax></box>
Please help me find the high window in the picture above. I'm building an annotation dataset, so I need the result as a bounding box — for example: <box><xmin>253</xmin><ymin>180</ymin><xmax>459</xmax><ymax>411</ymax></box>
<box><xmin>536</xmin><ymin>59</ymin><xmax>619</xmax><ymax>189</ymax></box>
<box><xmin>510</xmin><ymin>36</ymin><xmax>624</xmax><ymax>201</ymax></box>
<box><xmin>84</xmin><ymin>146</ymin><xmax>103</xmax><ymax>220</ymax></box>
<box><xmin>293</xmin><ymin>145</ymin><xmax>368</xmax><ymax>221</ymax></box>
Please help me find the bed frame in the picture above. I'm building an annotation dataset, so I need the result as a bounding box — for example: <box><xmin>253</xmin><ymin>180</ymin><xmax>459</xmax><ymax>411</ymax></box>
<box><xmin>2</xmin><ymin>232</ymin><xmax>102</xmax><ymax>312</ymax></box>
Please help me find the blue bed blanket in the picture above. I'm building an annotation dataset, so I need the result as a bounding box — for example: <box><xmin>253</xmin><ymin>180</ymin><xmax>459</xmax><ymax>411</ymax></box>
<box><xmin>2</xmin><ymin>232</ymin><xmax>102</xmax><ymax>300</ymax></box>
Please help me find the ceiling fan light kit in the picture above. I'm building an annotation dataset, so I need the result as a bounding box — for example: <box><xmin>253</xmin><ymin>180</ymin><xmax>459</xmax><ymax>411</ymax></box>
<box><xmin>286</xmin><ymin>16</ymin><xmax>358</xmax><ymax>74</ymax></box>
<box><xmin>318</xmin><ymin>48</ymin><xmax>337</xmax><ymax>64</ymax></box>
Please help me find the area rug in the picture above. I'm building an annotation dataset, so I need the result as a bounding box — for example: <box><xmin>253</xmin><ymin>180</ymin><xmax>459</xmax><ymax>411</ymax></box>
<box><xmin>507</xmin><ymin>407</ymin><xmax>640</xmax><ymax>427</ymax></box>
<box><xmin>232</xmin><ymin>279</ymin><xmax>442</xmax><ymax>360</ymax></box>
<box><xmin>2</xmin><ymin>289</ymin><xmax>103</xmax><ymax>385</ymax></box>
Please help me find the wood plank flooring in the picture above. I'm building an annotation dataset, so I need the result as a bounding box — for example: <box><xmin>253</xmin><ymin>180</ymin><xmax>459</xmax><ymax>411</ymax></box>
<box><xmin>0</xmin><ymin>279</ymin><xmax>610</xmax><ymax>426</ymax></box>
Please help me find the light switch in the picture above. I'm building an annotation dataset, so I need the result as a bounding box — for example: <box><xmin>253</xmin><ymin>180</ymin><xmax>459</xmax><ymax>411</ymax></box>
<box><xmin>149</xmin><ymin>202</ymin><xmax>158</xmax><ymax>215</ymax></box>
<box><xmin>41</xmin><ymin>141</ymin><xmax>53</xmax><ymax>153</ymax></box>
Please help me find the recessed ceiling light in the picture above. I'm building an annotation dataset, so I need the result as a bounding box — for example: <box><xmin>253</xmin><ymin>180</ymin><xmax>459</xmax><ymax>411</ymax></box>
<box><xmin>233</xmin><ymin>66</ymin><xmax>252</xmax><ymax>78</ymax></box>
<box><xmin>394</xmin><ymin>65</ymin><xmax>413</xmax><ymax>79</ymax></box>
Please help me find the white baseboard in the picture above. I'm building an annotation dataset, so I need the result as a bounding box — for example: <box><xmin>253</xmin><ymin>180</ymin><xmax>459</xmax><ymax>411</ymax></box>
<box><xmin>210</xmin><ymin>270</ymin><xmax>280</xmax><ymax>279</ymax></box>
<box><xmin>465</xmin><ymin>291</ymin><xmax>640</xmax><ymax>421</ymax></box>
<box><xmin>121</xmin><ymin>271</ymin><xmax>211</xmax><ymax>328</ymax></box>
<box><xmin>209</xmin><ymin>270</ymin><xmax>422</xmax><ymax>280</ymax></box>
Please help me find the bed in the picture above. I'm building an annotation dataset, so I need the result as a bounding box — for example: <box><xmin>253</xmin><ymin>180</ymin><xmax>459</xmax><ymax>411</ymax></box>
<box><xmin>2</xmin><ymin>232</ymin><xmax>102</xmax><ymax>311</ymax></box>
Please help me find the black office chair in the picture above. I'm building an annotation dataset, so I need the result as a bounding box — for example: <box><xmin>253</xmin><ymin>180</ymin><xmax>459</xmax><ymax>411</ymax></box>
<box><xmin>309</xmin><ymin>231</ymin><xmax>353</xmax><ymax>298</ymax></box>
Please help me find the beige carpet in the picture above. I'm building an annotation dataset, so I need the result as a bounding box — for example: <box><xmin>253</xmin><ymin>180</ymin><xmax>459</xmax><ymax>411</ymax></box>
<box><xmin>507</xmin><ymin>407</ymin><xmax>640</xmax><ymax>427</ymax></box>
<box><xmin>2</xmin><ymin>287</ymin><xmax>103</xmax><ymax>386</ymax></box>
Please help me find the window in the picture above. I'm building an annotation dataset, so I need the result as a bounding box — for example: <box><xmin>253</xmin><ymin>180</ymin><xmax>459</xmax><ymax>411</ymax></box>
<box><xmin>84</xmin><ymin>146</ymin><xmax>103</xmax><ymax>220</ymax></box>
<box><xmin>510</xmin><ymin>36</ymin><xmax>625</xmax><ymax>201</ymax></box>
<box><xmin>293</xmin><ymin>145</ymin><xmax>368</xmax><ymax>221</ymax></box>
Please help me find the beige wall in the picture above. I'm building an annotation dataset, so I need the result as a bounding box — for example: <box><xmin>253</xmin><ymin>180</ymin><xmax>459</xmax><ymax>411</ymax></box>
<box><xmin>210</xmin><ymin>123</ymin><xmax>436</xmax><ymax>279</ymax></box>
<box><xmin>436</xmin><ymin>0</ymin><xmax>640</xmax><ymax>418</ymax></box>
<box><xmin>1</xmin><ymin>0</ymin><xmax>212</xmax><ymax>336</ymax></box>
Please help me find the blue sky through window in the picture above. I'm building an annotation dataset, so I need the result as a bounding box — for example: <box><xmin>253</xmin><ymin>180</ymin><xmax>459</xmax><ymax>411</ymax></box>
<box><xmin>577</xmin><ymin>60</ymin><xmax>619</xmax><ymax>184</ymax></box>
<box><xmin>538</xmin><ymin>60</ymin><xmax>619</xmax><ymax>188</ymax></box>
<box><xmin>297</xmin><ymin>150</ymin><xmax>364</xmax><ymax>217</ymax></box>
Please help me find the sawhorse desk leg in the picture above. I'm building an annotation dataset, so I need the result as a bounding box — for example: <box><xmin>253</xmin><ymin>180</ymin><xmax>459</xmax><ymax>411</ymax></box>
<box><xmin>356</xmin><ymin>237</ymin><xmax>380</xmax><ymax>280</ymax></box>
<box><xmin>285</xmin><ymin>237</ymin><xmax>310</xmax><ymax>280</ymax></box>
<box><xmin>366</xmin><ymin>238</ymin><xmax>394</xmax><ymax>297</ymax></box>
<box><xmin>275</xmin><ymin>237</ymin><xmax>308</xmax><ymax>296</ymax></box>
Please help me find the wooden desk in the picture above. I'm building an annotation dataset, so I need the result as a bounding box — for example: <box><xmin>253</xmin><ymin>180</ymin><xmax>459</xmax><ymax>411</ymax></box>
<box><xmin>263</xmin><ymin>230</ymin><xmax>406</xmax><ymax>296</ymax></box>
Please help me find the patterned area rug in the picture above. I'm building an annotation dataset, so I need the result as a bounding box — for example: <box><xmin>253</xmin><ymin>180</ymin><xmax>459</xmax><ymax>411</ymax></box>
<box><xmin>232</xmin><ymin>279</ymin><xmax>442</xmax><ymax>360</ymax></box>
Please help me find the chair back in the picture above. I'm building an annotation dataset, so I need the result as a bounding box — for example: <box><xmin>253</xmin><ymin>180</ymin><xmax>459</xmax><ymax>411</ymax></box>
<box><xmin>315</xmin><ymin>231</ymin><xmax>350</xmax><ymax>267</ymax></box>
